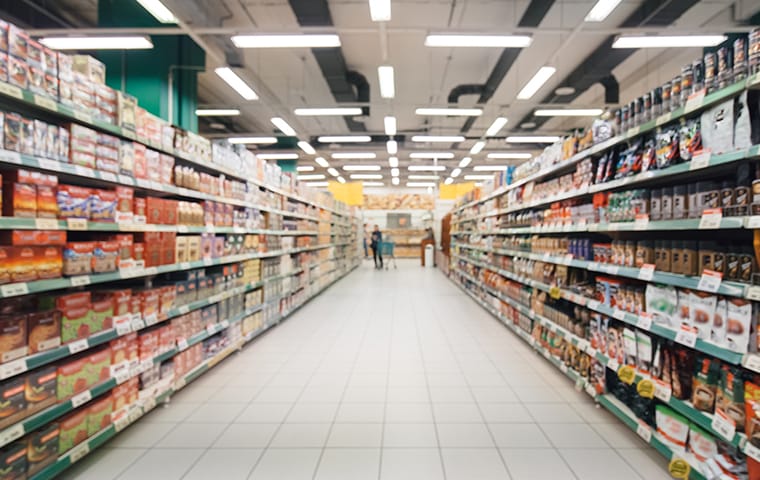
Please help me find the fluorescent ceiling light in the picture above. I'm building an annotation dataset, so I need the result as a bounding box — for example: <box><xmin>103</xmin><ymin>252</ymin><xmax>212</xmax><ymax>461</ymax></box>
<box><xmin>469</xmin><ymin>141</ymin><xmax>486</xmax><ymax>155</ymax></box>
<box><xmin>517</xmin><ymin>66</ymin><xmax>556</xmax><ymax>100</ymax></box>
<box><xmin>392</xmin><ymin>177</ymin><xmax>400</xmax><ymax>185</ymax></box>
<box><xmin>297</xmin><ymin>141</ymin><xmax>316</xmax><ymax>155</ymax></box>
<box><xmin>412</xmin><ymin>135</ymin><xmax>465</xmax><ymax>142</ymax></box>
<box><xmin>459</xmin><ymin>157</ymin><xmax>472</xmax><ymax>168</ymax></box>
<box><xmin>39</xmin><ymin>36</ymin><xmax>153</xmax><ymax>50</ymax></box>
<box><xmin>215</xmin><ymin>67</ymin><xmax>259</xmax><ymax>100</ymax></box>
<box><xmin>391</xmin><ymin>168</ymin><xmax>400</xmax><ymax>176</ymax></box>
<box><xmin>534</xmin><ymin>108</ymin><xmax>604</xmax><ymax>116</ymax></box>
<box><xmin>506</xmin><ymin>135</ymin><xmax>560</xmax><ymax>143</ymax></box>
<box><xmin>409</xmin><ymin>152</ymin><xmax>454</xmax><ymax>159</ymax></box>
<box><xmin>295</xmin><ymin>107</ymin><xmax>362</xmax><ymax>116</ymax></box>
<box><xmin>425</xmin><ymin>34</ymin><xmax>532</xmax><ymax>48</ymax></box>
<box><xmin>485</xmin><ymin>117</ymin><xmax>508</xmax><ymax>137</ymax></box>
<box><xmin>408</xmin><ymin>165</ymin><xmax>446</xmax><ymax>171</ymax></box>
<box><xmin>343</xmin><ymin>165</ymin><xmax>381</xmax><ymax>171</ymax></box>
<box><xmin>444</xmin><ymin>178</ymin><xmax>454</xmax><ymax>185</ymax></box>
<box><xmin>416</xmin><ymin>108</ymin><xmax>482</xmax><ymax>117</ymax></box>
<box><xmin>231</xmin><ymin>34</ymin><xmax>341</xmax><ymax>48</ymax></box>
<box><xmin>378</xmin><ymin>66</ymin><xmax>395</xmax><ymax>99</ymax></box>
<box><xmin>305</xmin><ymin>182</ymin><xmax>329</xmax><ymax>187</ymax></box>
<box><xmin>384</xmin><ymin>116</ymin><xmax>397</xmax><ymax>135</ymax></box>
<box><xmin>327</xmin><ymin>167</ymin><xmax>340</xmax><ymax>177</ymax></box>
<box><xmin>451</xmin><ymin>168</ymin><xmax>462</xmax><ymax>178</ymax></box>
<box><xmin>318</xmin><ymin>136</ymin><xmax>371</xmax><ymax>143</ymax></box>
<box><xmin>195</xmin><ymin>108</ymin><xmax>240</xmax><ymax>116</ymax></box>
<box><xmin>464</xmin><ymin>175</ymin><xmax>494</xmax><ymax>180</ymax></box>
<box><xmin>315</xmin><ymin>157</ymin><xmax>330</xmax><ymax>168</ymax></box>
<box><xmin>297</xmin><ymin>166</ymin><xmax>314</xmax><ymax>172</ymax></box>
<box><xmin>474</xmin><ymin>165</ymin><xmax>510</xmax><ymax>171</ymax></box>
<box><xmin>135</xmin><ymin>0</ymin><xmax>177</xmax><ymax>23</ymax></box>
<box><xmin>585</xmin><ymin>0</ymin><xmax>623</xmax><ymax>22</ymax></box>
<box><xmin>331</xmin><ymin>152</ymin><xmax>377</xmax><ymax>159</ymax></box>
<box><xmin>389</xmin><ymin>157</ymin><xmax>399</xmax><ymax>168</ymax></box>
<box><xmin>369</xmin><ymin>0</ymin><xmax>391</xmax><ymax>21</ymax></box>
<box><xmin>337</xmin><ymin>176</ymin><xmax>346</xmax><ymax>184</ymax></box>
<box><xmin>387</xmin><ymin>141</ymin><xmax>398</xmax><ymax>155</ymax></box>
<box><xmin>612</xmin><ymin>35</ymin><xmax>727</xmax><ymax>49</ymax></box>
<box><xmin>487</xmin><ymin>152</ymin><xmax>533</xmax><ymax>159</ymax></box>
<box><xmin>227</xmin><ymin>136</ymin><xmax>277</xmax><ymax>144</ymax></box>
<box><xmin>350</xmin><ymin>174</ymin><xmax>383</xmax><ymax>180</ymax></box>
<box><xmin>257</xmin><ymin>153</ymin><xmax>298</xmax><ymax>160</ymax></box>
<box><xmin>271</xmin><ymin>117</ymin><xmax>296</xmax><ymax>136</ymax></box>
<box><xmin>298</xmin><ymin>174</ymin><xmax>326</xmax><ymax>180</ymax></box>
<box><xmin>363</xmin><ymin>181</ymin><xmax>385</xmax><ymax>187</ymax></box>
<box><xmin>409</xmin><ymin>175</ymin><xmax>440</xmax><ymax>180</ymax></box>
<box><xmin>407</xmin><ymin>182</ymin><xmax>437</xmax><ymax>187</ymax></box>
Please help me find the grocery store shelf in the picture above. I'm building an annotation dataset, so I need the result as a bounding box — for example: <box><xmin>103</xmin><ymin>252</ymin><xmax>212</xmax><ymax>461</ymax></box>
<box><xmin>0</xmin><ymin>246</ymin><xmax>330</xmax><ymax>299</ymax></box>
<box><xmin>453</xmin><ymin>77</ymin><xmax>757</xmax><ymax>215</ymax></box>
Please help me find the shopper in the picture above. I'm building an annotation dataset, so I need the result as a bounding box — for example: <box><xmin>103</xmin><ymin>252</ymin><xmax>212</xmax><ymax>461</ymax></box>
<box><xmin>370</xmin><ymin>224</ymin><xmax>383</xmax><ymax>269</ymax></box>
<box><xmin>363</xmin><ymin>223</ymin><xmax>369</xmax><ymax>259</ymax></box>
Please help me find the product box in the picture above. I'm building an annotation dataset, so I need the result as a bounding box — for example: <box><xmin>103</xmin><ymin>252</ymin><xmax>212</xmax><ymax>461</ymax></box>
<box><xmin>62</xmin><ymin>241</ymin><xmax>95</xmax><ymax>276</ymax></box>
<box><xmin>56</xmin><ymin>185</ymin><xmax>91</xmax><ymax>219</ymax></box>
<box><xmin>56</xmin><ymin>357</ymin><xmax>89</xmax><ymax>400</ymax></box>
<box><xmin>3</xmin><ymin>182</ymin><xmax>36</xmax><ymax>217</ymax></box>
<box><xmin>133</xmin><ymin>143</ymin><xmax>147</xmax><ymax>179</ymax></box>
<box><xmin>186</xmin><ymin>236</ymin><xmax>201</xmax><ymax>262</ymax></box>
<box><xmin>110</xmin><ymin>332</ymin><xmax>136</xmax><ymax>366</ymax></box>
<box><xmin>117</xmin><ymin>91</ymin><xmax>137</xmax><ymax>134</ymax></box>
<box><xmin>138</xmin><ymin>331</ymin><xmax>158</xmax><ymax>361</ymax></box>
<box><xmin>0</xmin><ymin>376</ymin><xmax>26</xmax><ymax>430</ymax></box>
<box><xmin>114</xmin><ymin>187</ymin><xmax>133</xmax><ymax>223</ymax></box>
<box><xmin>25</xmin><ymin>365</ymin><xmax>57</xmax><ymax>414</ymax></box>
<box><xmin>93</xmin><ymin>240</ymin><xmax>119</xmax><ymax>273</ymax></box>
<box><xmin>7</xmin><ymin>55</ymin><xmax>27</xmax><ymax>90</ymax></box>
<box><xmin>1</xmin><ymin>230</ymin><xmax>66</xmax><ymax>246</ymax></box>
<box><xmin>72</xmin><ymin>55</ymin><xmax>105</xmax><ymax>85</ymax></box>
<box><xmin>90</xmin><ymin>294</ymin><xmax>114</xmax><ymax>334</ymax></box>
<box><xmin>0</xmin><ymin>441</ymin><xmax>27</xmax><ymax>480</ymax></box>
<box><xmin>91</xmin><ymin>189</ymin><xmax>117</xmax><ymax>223</ymax></box>
<box><xmin>58</xmin><ymin>409</ymin><xmax>88</xmax><ymax>454</ymax></box>
<box><xmin>0</xmin><ymin>314</ymin><xmax>27</xmax><ymax>363</ymax></box>
<box><xmin>9</xmin><ymin>245</ymin><xmax>36</xmax><ymax>283</ymax></box>
<box><xmin>26</xmin><ymin>422</ymin><xmax>59</xmax><ymax>475</ymax></box>
<box><xmin>86</xmin><ymin>347</ymin><xmax>111</xmax><ymax>384</ymax></box>
<box><xmin>37</xmin><ymin>245</ymin><xmax>63</xmax><ymax>280</ymax></box>
<box><xmin>86</xmin><ymin>395</ymin><xmax>112</xmax><ymax>436</ymax></box>
<box><xmin>58</xmin><ymin>300</ymin><xmax>92</xmax><ymax>344</ymax></box>
<box><xmin>28</xmin><ymin>310</ymin><xmax>61</xmax><ymax>353</ymax></box>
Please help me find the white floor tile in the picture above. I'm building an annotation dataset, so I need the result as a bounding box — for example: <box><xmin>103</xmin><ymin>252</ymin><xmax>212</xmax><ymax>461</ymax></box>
<box><xmin>237</xmin><ymin>402</ymin><xmax>293</xmax><ymax>423</ymax></box>
<box><xmin>183</xmin><ymin>449</ymin><xmax>263</xmax><ymax>480</ymax></box>
<box><xmin>213</xmin><ymin>423</ymin><xmax>279</xmax><ymax>448</ymax></box>
<box><xmin>335</xmin><ymin>403</ymin><xmax>385</xmax><ymax>423</ymax></box>
<box><xmin>380</xmin><ymin>448</ymin><xmax>444</xmax><ymax>480</ymax></box>
<box><xmin>385</xmin><ymin>402</ymin><xmax>434</xmax><ymax>423</ymax></box>
<box><xmin>441</xmin><ymin>448</ymin><xmax>510</xmax><ymax>480</ymax></box>
<box><xmin>326</xmin><ymin>423</ymin><xmax>383</xmax><ymax>447</ymax></box>
<box><xmin>315</xmin><ymin>448</ymin><xmax>381</xmax><ymax>480</ymax></box>
<box><xmin>616</xmin><ymin>448</ymin><xmax>672</xmax><ymax>479</ymax></box>
<box><xmin>541</xmin><ymin>423</ymin><xmax>609</xmax><ymax>449</ymax></box>
<box><xmin>285</xmin><ymin>402</ymin><xmax>339</xmax><ymax>423</ymax></box>
<box><xmin>386</xmin><ymin>386</ymin><xmax>430</xmax><ymax>403</ymax></box>
<box><xmin>489</xmin><ymin>423</ymin><xmax>552</xmax><ymax>448</ymax></box>
<box><xmin>184</xmin><ymin>402</ymin><xmax>247</xmax><ymax>423</ymax></box>
<box><xmin>61</xmin><ymin>447</ymin><xmax>145</xmax><ymax>480</ymax></box>
<box><xmin>383</xmin><ymin>423</ymin><xmax>439</xmax><ymax>447</ymax></box>
<box><xmin>479</xmin><ymin>403</ymin><xmax>533</xmax><ymax>423</ymax></box>
<box><xmin>437</xmin><ymin>423</ymin><xmax>495</xmax><ymax>447</ymax></box>
<box><xmin>559</xmin><ymin>448</ymin><xmax>642</xmax><ymax>480</ymax></box>
<box><xmin>154</xmin><ymin>422</ymin><xmax>227</xmax><ymax>448</ymax></box>
<box><xmin>525</xmin><ymin>403</ymin><xmax>586</xmax><ymax>424</ymax></box>
<box><xmin>269</xmin><ymin>423</ymin><xmax>331</xmax><ymax>448</ymax></box>
<box><xmin>116</xmin><ymin>448</ymin><xmax>204</xmax><ymax>480</ymax></box>
<box><xmin>249</xmin><ymin>448</ymin><xmax>322</xmax><ymax>480</ymax></box>
<box><xmin>107</xmin><ymin>422</ymin><xmax>176</xmax><ymax>448</ymax></box>
<box><xmin>500</xmin><ymin>447</ymin><xmax>578</xmax><ymax>480</ymax></box>
<box><xmin>433</xmin><ymin>402</ymin><xmax>484</xmax><ymax>423</ymax></box>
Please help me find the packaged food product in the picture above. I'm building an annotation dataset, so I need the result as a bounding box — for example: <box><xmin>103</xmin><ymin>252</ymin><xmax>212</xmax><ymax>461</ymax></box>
<box><xmin>27</xmin><ymin>310</ymin><xmax>61</xmax><ymax>353</ymax></box>
<box><xmin>0</xmin><ymin>441</ymin><xmax>27</xmax><ymax>479</ymax></box>
<box><xmin>57</xmin><ymin>409</ymin><xmax>88</xmax><ymax>454</ymax></box>
<box><xmin>691</xmin><ymin>354</ymin><xmax>720</xmax><ymax>412</ymax></box>
<box><xmin>655</xmin><ymin>405</ymin><xmax>689</xmax><ymax>453</ymax></box>
<box><xmin>90</xmin><ymin>189</ymin><xmax>117</xmax><ymax>222</ymax></box>
<box><xmin>26</xmin><ymin>423</ymin><xmax>59</xmax><ymax>475</ymax></box>
<box><xmin>0</xmin><ymin>314</ymin><xmax>27</xmax><ymax>363</ymax></box>
<box><xmin>687</xmin><ymin>423</ymin><xmax>718</xmax><ymax>463</ymax></box>
<box><xmin>7</xmin><ymin>55</ymin><xmax>27</xmax><ymax>89</ymax></box>
<box><xmin>701</xmin><ymin>99</ymin><xmax>734</xmax><ymax>155</ymax></box>
<box><xmin>62</xmin><ymin>242</ymin><xmax>94</xmax><ymax>276</ymax></box>
<box><xmin>56</xmin><ymin>185</ymin><xmax>91</xmax><ymax>219</ymax></box>
<box><xmin>25</xmin><ymin>365</ymin><xmax>57</xmax><ymax>414</ymax></box>
<box><xmin>93</xmin><ymin>241</ymin><xmax>119</xmax><ymax>273</ymax></box>
<box><xmin>744</xmin><ymin>381</ymin><xmax>760</xmax><ymax>478</ymax></box>
<box><xmin>86</xmin><ymin>395</ymin><xmax>112</xmax><ymax>436</ymax></box>
<box><xmin>725</xmin><ymin>298</ymin><xmax>751</xmax><ymax>353</ymax></box>
<box><xmin>716</xmin><ymin>365</ymin><xmax>746</xmax><ymax>431</ymax></box>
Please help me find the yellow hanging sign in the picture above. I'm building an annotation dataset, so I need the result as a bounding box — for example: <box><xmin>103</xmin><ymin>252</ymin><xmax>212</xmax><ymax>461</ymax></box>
<box><xmin>328</xmin><ymin>181</ymin><xmax>364</xmax><ymax>206</ymax></box>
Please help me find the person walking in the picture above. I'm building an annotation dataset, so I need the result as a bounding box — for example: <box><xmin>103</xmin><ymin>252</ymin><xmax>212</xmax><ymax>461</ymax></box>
<box><xmin>363</xmin><ymin>224</ymin><xmax>369</xmax><ymax>259</ymax></box>
<box><xmin>370</xmin><ymin>224</ymin><xmax>383</xmax><ymax>269</ymax></box>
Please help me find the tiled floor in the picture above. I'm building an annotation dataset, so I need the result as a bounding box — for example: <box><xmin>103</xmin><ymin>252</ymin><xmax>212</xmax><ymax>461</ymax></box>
<box><xmin>64</xmin><ymin>260</ymin><xmax>671</xmax><ymax>480</ymax></box>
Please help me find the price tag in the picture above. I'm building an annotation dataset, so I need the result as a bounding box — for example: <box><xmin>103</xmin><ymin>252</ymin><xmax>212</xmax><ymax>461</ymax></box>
<box><xmin>67</xmin><ymin>218</ymin><xmax>88</xmax><ymax>230</ymax></box>
<box><xmin>745</xmin><ymin>442</ymin><xmax>760</xmax><ymax>463</ymax></box>
<box><xmin>0</xmin><ymin>81</ymin><xmax>23</xmax><ymax>99</ymax></box>
<box><xmin>618</xmin><ymin>365</ymin><xmax>636</xmax><ymax>385</ymax></box>
<box><xmin>587</xmin><ymin>300</ymin><xmax>601</xmax><ymax>311</ymax></box>
<box><xmin>113</xmin><ymin>369</ymin><xmax>130</xmax><ymax>385</ymax></box>
<box><xmin>68</xmin><ymin>339</ymin><xmax>89</xmax><ymax>354</ymax></box>
<box><xmin>655</xmin><ymin>113</ymin><xmax>671</xmax><ymax>126</ymax></box>
<box><xmin>585</xmin><ymin>383</ymin><xmax>598</xmax><ymax>398</ymax></box>
<box><xmin>174</xmin><ymin>377</ymin><xmax>187</xmax><ymax>390</ymax></box>
<box><xmin>178</xmin><ymin>305</ymin><xmax>190</xmax><ymax>315</ymax></box>
<box><xmin>748</xmin><ymin>217</ymin><xmax>760</xmax><ymax>230</ymax></box>
<box><xmin>206</xmin><ymin>324</ymin><xmax>217</xmax><ymax>335</ymax></box>
<box><xmin>636</xmin><ymin>312</ymin><xmax>653</xmax><ymax>331</ymax></box>
<box><xmin>98</xmin><ymin>173</ymin><xmax>117</xmax><ymax>184</ymax></box>
<box><xmin>203</xmin><ymin>258</ymin><xmax>213</xmax><ymax>267</ymax></box>
<box><xmin>33</xmin><ymin>94</ymin><xmax>58</xmax><ymax>111</ymax></box>
<box><xmin>70</xmin><ymin>275</ymin><xmax>91</xmax><ymax>287</ymax></box>
<box><xmin>711</xmin><ymin>409</ymin><xmax>737</xmax><ymax>441</ymax></box>
<box><xmin>635</xmin><ymin>264</ymin><xmax>656</xmax><ymax>283</ymax></box>
<box><xmin>699</xmin><ymin>208</ymin><xmax>722</xmax><ymax>229</ymax></box>
<box><xmin>654</xmin><ymin>379</ymin><xmax>672</xmax><ymax>402</ymax></box>
<box><xmin>69</xmin><ymin>443</ymin><xmax>90</xmax><ymax>463</ymax></box>
<box><xmin>0</xmin><ymin>359</ymin><xmax>27</xmax><ymax>380</ymax></box>
<box><xmin>627</xmin><ymin>126</ymin><xmax>641</xmax><ymax>137</ymax></box>
<box><xmin>698</xmin><ymin>269</ymin><xmax>723</xmax><ymax>293</ymax></box>
<box><xmin>684</xmin><ymin>89</ymin><xmax>706</xmax><ymax>113</ymax></box>
<box><xmin>607</xmin><ymin>357</ymin><xmax>620</xmax><ymax>372</ymax></box>
<box><xmin>177</xmin><ymin>225</ymin><xmax>189</xmax><ymax>233</ymax></box>
<box><xmin>119</xmin><ymin>175</ymin><xmax>135</xmax><ymax>186</ymax></box>
<box><xmin>0</xmin><ymin>423</ymin><xmax>24</xmax><ymax>447</ymax></box>
<box><xmin>221</xmin><ymin>320</ymin><xmax>230</xmax><ymax>329</ymax></box>
<box><xmin>690</xmin><ymin>149</ymin><xmax>712</xmax><ymax>171</ymax></box>
<box><xmin>177</xmin><ymin>338</ymin><xmax>189</xmax><ymax>351</ymax></box>
<box><xmin>34</xmin><ymin>218</ymin><xmax>59</xmax><ymax>230</ymax></box>
<box><xmin>675</xmin><ymin>327</ymin><xmax>698</xmax><ymax>348</ymax></box>
<box><xmin>606</xmin><ymin>265</ymin><xmax>620</xmax><ymax>275</ymax></box>
<box><xmin>128</xmin><ymin>407</ymin><xmax>142</xmax><ymax>423</ymax></box>
<box><xmin>114</xmin><ymin>415</ymin><xmax>130</xmax><ymax>432</ymax></box>
<box><xmin>143</xmin><ymin>314</ymin><xmax>158</xmax><ymax>326</ymax></box>
<box><xmin>180</xmin><ymin>262</ymin><xmax>191</xmax><ymax>270</ymax></box>
<box><xmin>71</xmin><ymin>390</ymin><xmax>92</xmax><ymax>408</ymax></box>
<box><xmin>637</xmin><ymin>379</ymin><xmax>655</xmax><ymax>399</ymax></box>
<box><xmin>0</xmin><ymin>150</ymin><xmax>21</xmax><ymax>165</ymax></box>
<box><xmin>0</xmin><ymin>283</ymin><xmax>29</xmax><ymax>298</ymax></box>
<box><xmin>612</xmin><ymin>309</ymin><xmax>627</xmax><ymax>320</ymax></box>
<box><xmin>75</xmin><ymin>165</ymin><xmax>94</xmax><ymax>177</ymax></box>
<box><xmin>634</xmin><ymin>214</ymin><xmax>649</xmax><ymax>230</ymax></box>
<box><xmin>73</xmin><ymin>110</ymin><xmax>93</xmax><ymax>123</ymax></box>
<box><xmin>131</xmin><ymin>318</ymin><xmax>145</xmax><ymax>331</ymax></box>
<box><xmin>636</xmin><ymin>421</ymin><xmax>652</xmax><ymax>443</ymax></box>
<box><xmin>115</xmin><ymin>323</ymin><xmax>132</xmax><ymax>336</ymax></box>
<box><xmin>140</xmin><ymin>359</ymin><xmax>153</xmax><ymax>374</ymax></box>
<box><xmin>145</xmin><ymin>267</ymin><xmax>159</xmax><ymax>276</ymax></box>
<box><xmin>745</xmin><ymin>354</ymin><xmax>760</xmax><ymax>374</ymax></box>
<box><xmin>587</xmin><ymin>347</ymin><xmax>598</xmax><ymax>358</ymax></box>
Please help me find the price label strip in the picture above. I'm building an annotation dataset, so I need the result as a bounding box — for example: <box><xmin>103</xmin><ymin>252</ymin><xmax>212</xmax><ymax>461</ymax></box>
<box><xmin>698</xmin><ymin>269</ymin><xmax>723</xmax><ymax>293</ymax></box>
<box><xmin>654</xmin><ymin>379</ymin><xmax>672</xmax><ymax>402</ymax></box>
<box><xmin>636</xmin><ymin>312</ymin><xmax>653</xmax><ymax>331</ymax></box>
<box><xmin>636</xmin><ymin>421</ymin><xmax>652</xmax><ymax>443</ymax></box>
<box><xmin>699</xmin><ymin>208</ymin><xmax>723</xmax><ymax>229</ymax></box>
<box><xmin>0</xmin><ymin>424</ymin><xmax>25</xmax><ymax>447</ymax></box>
<box><xmin>638</xmin><ymin>264</ymin><xmax>655</xmax><ymax>282</ymax></box>
<box><xmin>711</xmin><ymin>409</ymin><xmax>737</xmax><ymax>441</ymax></box>
<box><xmin>69</xmin><ymin>443</ymin><xmax>90</xmax><ymax>463</ymax></box>
<box><xmin>71</xmin><ymin>390</ymin><xmax>93</xmax><ymax>408</ymax></box>
<box><xmin>690</xmin><ymin>149</ymin><xmax>712</xmax><ymax>171</ymax></box>
<box><xmin>675</xmin><ymin>327</ymin><xmax>698</xmax><ymax>348</ymax></box>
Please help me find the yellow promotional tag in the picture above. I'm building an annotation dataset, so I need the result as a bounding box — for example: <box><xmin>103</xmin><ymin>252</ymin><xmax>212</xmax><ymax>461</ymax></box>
<box><xmin>549</xmin><ymin>286</ymin><xmax>561</xmax><ymax>300</ymax></box>
<box><xmin>668</xmin><ymin>458</ymin><xmax>690</xmax><ymax>479</ymax></box>
<box><xmin>617</xmin><ymin>365</ymin><xmax>636</xmax><ymax>385</ymax></box>
<box><xmin>637</xmin><ymin>379</ymin><xmax>655</xmax><ymax>399</ymax></box>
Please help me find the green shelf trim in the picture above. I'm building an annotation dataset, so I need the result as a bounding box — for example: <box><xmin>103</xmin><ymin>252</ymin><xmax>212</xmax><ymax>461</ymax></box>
<box><xmin>453</xmin><ymin>79</ymin><xmax>756</xmax><ymax>214</ymax></box>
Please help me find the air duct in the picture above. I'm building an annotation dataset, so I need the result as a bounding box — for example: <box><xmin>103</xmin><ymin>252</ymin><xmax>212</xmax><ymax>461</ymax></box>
<box><xmin>598</xmin><ymin>75</ymin><xmax>619</xmax><ymax>104</ymax></box>
<box><xmin>448</xmin><ymin>84</ymin><xmax>485</xmax><ymax>104</ymax></box>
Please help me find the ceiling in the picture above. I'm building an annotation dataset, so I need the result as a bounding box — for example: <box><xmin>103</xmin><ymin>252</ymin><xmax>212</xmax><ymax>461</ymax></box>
<box><xmin>4</xmin><ymin>0</ymin><xmax>760</xmax><ymax>188</ymax></box>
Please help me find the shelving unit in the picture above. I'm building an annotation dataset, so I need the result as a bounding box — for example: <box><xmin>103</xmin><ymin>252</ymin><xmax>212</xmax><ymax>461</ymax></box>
<box><xmin>446</xmin><ymin>74</ymin><xmax>760</xmax><ymax>479</ymax></box>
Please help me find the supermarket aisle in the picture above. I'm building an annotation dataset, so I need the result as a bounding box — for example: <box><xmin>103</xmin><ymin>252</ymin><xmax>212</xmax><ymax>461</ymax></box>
<box><xmin>64</xmin><ymin>261</ymin><xmax>669</xmax><ymax>480</ymax></box>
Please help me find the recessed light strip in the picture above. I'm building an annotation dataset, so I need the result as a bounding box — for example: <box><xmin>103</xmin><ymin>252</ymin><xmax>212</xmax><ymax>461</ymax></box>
<box><xmin>297</xmin><ymin>141</ymin><xmax>316</xmax><ymax>155</ymax></box>
<box><xmin>516</xmin><ymin>66</ymin><xmax>556</xmax><ymax>100</ymax></box>
<box><xmin>378</xmin><ymin>66</ymin><xmax>395</xmax><ymax>99</ymax></box>
<box><xmin>584</xmin><ymin>0</ymin><xmax>623</xmax><ymax>22</ymax></box>
<box><xmin>228</xmin><ymin>137</ymin><xmax>278</xmax><ymax>144</ymax></box>
<box><xmin>416</xmin><ymin>108</ymin><xmax>482</xmax><ymax>117</ymax></box>
<box><xmin>612</xmin><ymin>35</ymin><xmax>727</xmax><ymax>49</ymax></box>
<box><xmin>39</xmin><ymin>36</ymin><xmax>154</xmax><ymax>50</ymax></box>
<box><xmin>331</xmin><ymin>152</ymin><xmax>377</xmax><ymax>159</ymax></box>
<box><xmin>271</xmin><ymin>117</ymin><xmax>296</xmax><ymax>136</ymax></box>
<box><xmin>506</xmin><ymin>136</ymin><xmax>560</xmax><ymax>143</ymax></box>
<box><xmin>295</xmin><ymin>108</ymin><xmax>363</xmax><ymax>116</ymax></box>
<box><xmin>231</xmin><ymin>34</ymin><xmax>341</xmax><ymax>48</ymax></box>
<box><xmin>534</xmin><ymin>108</ymin><xmax>603</xmax><ymax>117</ymax></box>
<box><xmin>215</xmin><ymin>67</ymin><xmax>259</xmax><ymax>100</ymax></box>
<box><xmin>384</xmin><ymin>116</ymin><xmax>397</xmax><ymax>135</ymax></box>
<box><xmin>485</xmin><ymin>117</ymin><xmax>508</xmax><ymax>137</ymax></box>
<box><xmin>135</xmin><ymin>0</ymin><xmax>177</xmax><ymax>23</ymax></box>
<box><xmin>369</xmin><ymin>0</ymin><xmax>391</xmax><ymax>21</ymax></box>
<box><xmin>196</xmin><ymin>109</ymin><xmax>240</xmax><ymax>116</ymax></box>
<box><xmin>412</xmin><ymin>135</ymin><xmax>465</xmax><ymax>142</ymax></box>
<box><xmin>318</xmin><ymin>136</ymin><xmax>372</xmax><ymax>143</ymax></box>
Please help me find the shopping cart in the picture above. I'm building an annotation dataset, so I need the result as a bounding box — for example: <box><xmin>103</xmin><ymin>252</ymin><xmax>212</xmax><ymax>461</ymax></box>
<box><xmin>380</xmin><ymin>241</ymin><xmax>397</xmax><ymax>270</ymax></box>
